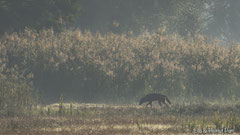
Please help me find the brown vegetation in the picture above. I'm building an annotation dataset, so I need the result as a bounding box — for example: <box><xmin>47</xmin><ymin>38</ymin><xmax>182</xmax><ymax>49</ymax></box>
<box><xmin>0</xmin><ymin>28</ymin><xmax>240</xmax><ymax>103</ymax></box>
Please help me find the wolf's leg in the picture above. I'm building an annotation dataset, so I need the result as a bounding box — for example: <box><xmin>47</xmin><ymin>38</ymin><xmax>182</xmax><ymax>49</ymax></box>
<box><xmin>158</xmin><ymin>100</ymin><xmax>162</xmax><ymax>106</ymax></box>
<box><xmin>146</xmin><ymin>101</ymin><xmax>152</xmax><ymax>107</ymax></box>
<box><xmin>163</xmin><ymin>101</ymin><xmax>169</xmax><ymax>107</ymax></box>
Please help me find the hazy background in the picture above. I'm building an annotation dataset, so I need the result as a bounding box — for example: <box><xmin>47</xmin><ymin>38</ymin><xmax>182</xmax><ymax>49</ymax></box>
<box><xmin>1</xmin><ymin>0</ymin><xmax>240</xmax><ymax>42</ymax></box>
<box><xmin>77</xmin><ymin>0</ymin><xmax>240</xmax><ymax>42</ymax></box>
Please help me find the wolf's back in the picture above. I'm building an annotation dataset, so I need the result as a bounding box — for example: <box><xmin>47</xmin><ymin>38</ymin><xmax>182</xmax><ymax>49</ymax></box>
<box><xmin>143</xmin><ymin>93</ymin><xmax>166</xmax><ymax>101</ymax></box>
<box><xmin>139</xmin><ymin>93</ymin><xmax>171</xmax><ymax>106</ymax></box>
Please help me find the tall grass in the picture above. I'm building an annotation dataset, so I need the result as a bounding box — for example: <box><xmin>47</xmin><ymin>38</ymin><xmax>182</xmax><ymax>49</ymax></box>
<box><xmin>1</xmin><ymin>28</ymin><xmax>240</xmax><ymax>103</ymax></box>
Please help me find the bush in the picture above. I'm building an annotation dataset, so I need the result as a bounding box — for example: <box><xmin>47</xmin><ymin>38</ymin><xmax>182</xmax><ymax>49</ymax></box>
<box><xmin>1</xmin><ymin>28</ymin><xmax>240</xmax><ymax>102</ymax></box>
<box><xmin>0</xmin><ymin>67</ymin><xmax>34</xmax><ymax>116</ymax></box>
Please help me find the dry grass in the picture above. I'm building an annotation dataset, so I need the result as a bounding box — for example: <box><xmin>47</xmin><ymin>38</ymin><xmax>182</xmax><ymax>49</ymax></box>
<box><xmin>0</xmin><ymin>103</ymin><xmax>240</xmax><ymax>135</ymax></box>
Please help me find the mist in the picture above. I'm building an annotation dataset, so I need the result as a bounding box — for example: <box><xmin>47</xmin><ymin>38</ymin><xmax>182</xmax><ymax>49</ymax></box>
<box><xmin>76</xmin><ymin>0</ymin><xmax>240</xmax><ymax>42</ymax></box>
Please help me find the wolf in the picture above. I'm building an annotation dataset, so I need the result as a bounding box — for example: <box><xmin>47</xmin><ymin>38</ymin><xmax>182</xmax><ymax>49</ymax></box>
<box><xmin>139</xmin><ymin>93</ymin><xmax>171</xmax><ymax>107</ymax></box>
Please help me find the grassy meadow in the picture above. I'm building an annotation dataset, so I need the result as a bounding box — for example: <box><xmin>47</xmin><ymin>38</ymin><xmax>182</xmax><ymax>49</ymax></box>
<box><xmin>1</xmin><ymin>102</ymin><xmax>240</xmax><ymax>135</ymax></box>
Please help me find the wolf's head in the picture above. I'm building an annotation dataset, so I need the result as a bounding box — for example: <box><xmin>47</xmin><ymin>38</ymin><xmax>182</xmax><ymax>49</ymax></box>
<box><xmin>139</xmin><ymin>97</ymin><xmax>146</xmax><ymax>105</ymax></box>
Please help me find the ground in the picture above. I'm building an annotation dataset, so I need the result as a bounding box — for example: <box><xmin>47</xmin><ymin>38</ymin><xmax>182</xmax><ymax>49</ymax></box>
<box><xmin>0</xmin><ymin>102</ymin><xmax>240</xmax><ymax>135</ymax></box>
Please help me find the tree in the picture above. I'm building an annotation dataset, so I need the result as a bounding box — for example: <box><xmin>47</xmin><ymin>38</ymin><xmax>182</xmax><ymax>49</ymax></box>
<box><xmin>77</xmin><ymin>0</ymin><xmax>205</xmax><ymax>37</ymax></box>
<box><xmin>171</xmin><ymin>0</ymin><xmax>206</xmax><ymax>37</ymax></box>
<box><xmin>205</xmin><ymin>0</ymin><xmax>240</xmax><ymax>42</ymax></box>
<box><xmin>0</xmin><ymin>0</ymin><xmax>81</xmax><ymax>35</ymax></box>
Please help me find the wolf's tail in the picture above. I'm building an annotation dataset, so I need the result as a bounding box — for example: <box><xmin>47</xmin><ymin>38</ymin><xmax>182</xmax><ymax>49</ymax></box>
<box><xmin>165</xmin><ymin>97</ymin><xmax>171</xmax><ymax>105</ymax></box>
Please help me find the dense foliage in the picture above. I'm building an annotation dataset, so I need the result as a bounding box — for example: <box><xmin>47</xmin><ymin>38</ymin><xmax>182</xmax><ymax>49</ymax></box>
<box><xmin>0</xmin><ymin>66</ymin><xmax>34</xmax><ymax>116</ymax></box>
<box><xmin>0</xmin><ymin>29</ymin><xmax>240</xmax><ymax>103</ymax></box>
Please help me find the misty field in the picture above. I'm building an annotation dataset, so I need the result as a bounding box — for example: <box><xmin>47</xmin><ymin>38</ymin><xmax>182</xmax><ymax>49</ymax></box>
<box><xmin>1</xmin><ymin>1</ymin><xmax>240</xmax><ymax>134</ymax></box>
<box><xmin>0</xmin><ymin>102</ymin><xmax>240</xmax><ymax>135</ymax></box>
